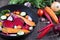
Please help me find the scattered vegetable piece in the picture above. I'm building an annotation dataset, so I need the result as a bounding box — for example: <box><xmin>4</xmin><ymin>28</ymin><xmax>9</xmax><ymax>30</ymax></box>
<box><xmin>0</xmin><ymin>22</ymin><xmax>2</xmax><ymax>26</ymax></box>
<box><xmin>7</xmin><ymin>16</ymin><xmax>13</xmax><ymax>21</ymax></box>
<box><xmin>17</xmin><ymin>25</ymin><xmax>22</xmax><ymax>29</ymax></box>
<box><xmin>29</xmin><ymin>27</ymin><xmax>33</xmax><ymax>30</ymax></box>
<box><xmin>5</xmin><ymin>13</ymin><xmax>10</xmax><ymax>16</ymax></box>
<box><xmin>0</xmin><ymin>26</ymin><xmax>2</xmax><ymax>31</ymax></box>
<box><xmin>1</xmin><ymin>15</ymin><xmax>7</xmax><ymax>20</ymax></box>
<box><xmin>3</xmin><ymin>20</ymin><xmax>14</xmax><ymax>28</ymax></box>
<box><xmin>14</xmin><ymin>18</ymin><xmax>24</xmax><ymax>26</ymax></box>
<box><xmin>9</xmin><ymin>34</ymin><xmax>17</xmax><ymax>36</ymax></box>
<box><xmin>20</xmin><ymin>12</ymin><xmax>26</xmax><ymax>16</ymax></box>
<box><xmin>2</xmin><ymin>28</ymin><xmax>30</xmax><ymax>34</ymax></box>
<box><xmin>17</xmin><ymin>31</ymin><xmax>24</xmax><ymax>36</ymax></box>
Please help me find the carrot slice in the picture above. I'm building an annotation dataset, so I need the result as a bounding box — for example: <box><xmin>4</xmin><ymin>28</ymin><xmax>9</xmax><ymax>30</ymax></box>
<box><xmin>16</xmin><ymin>15</ymin><xmax>36</xmax><ymax>26</ymax></box>
<box><xmin>2</xmin><ymin>28</ymin><xmax>30</xmax><ymax>34</ymax></box>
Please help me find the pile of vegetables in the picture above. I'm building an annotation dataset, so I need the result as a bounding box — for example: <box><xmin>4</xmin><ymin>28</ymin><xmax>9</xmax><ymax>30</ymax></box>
<box><xmin>0</xmin><ymin>9</ymin><xmax>35</xmax><ymax>36</ymax></box>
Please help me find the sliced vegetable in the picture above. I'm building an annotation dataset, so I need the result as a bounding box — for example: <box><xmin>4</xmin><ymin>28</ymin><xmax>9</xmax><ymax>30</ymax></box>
<box><xmin>7</xmin><ymin>16</ymin><xmax>13</xmax><ymax>21</ymax></box>
<box><xmin>25</xmin><ymin>15</ymin><xmax>32</xmax><ymax>21</ymax></box>
<box><xmin>16</xmin><ymin>15</ymin><xmax>36</xmax><ymax>26</ymax></box>
<box><xmin>29</xmin><ymin>27</ymin><xmax>33</xmax><ymax>30</ymax></box>
<box><xmin>14</xmin><ymin>18</ymin><xmax>24</xmax><ymax>26</ymax></box>
<box><xmin>1</xmin><ymin>15</ymin><xmax>7</xmax><ymax>20</ymax></box>
<box><xmin>9</xmin><ymin>34</ymin><xmax>17</xmax><ymax>36</ymax></box>
<box><xmin>13</xmin><ymin>11</ymin><xmax>20</xmax><ymax>15</ymax></box>
<box><xmin>17</xmin><ymin>31</ymin><xmax>24</xmax><ymax>36</ymax></box>
<box><xmin>0</xmin><ymin>22</ymin><xmax>2</xmax><ymax>26</ymax></box>
<box><xmin>0</xmin><ymin>26</ymin><xmax>2</xmax><ymax>31</ymax></box>
<box><xmin>23</xmin><ymin>24</ymin><xmax>29</xmax><ymax>30</ymax></box>
<box><xmin>5</xmin><ymin>13</ymin><xmax>10</xmax><ymax>16</ymax></box>
<box><xmin>20</xmin><ymin>12</ymin><xmax>26</xmax><ymax>16</ymax></box>
<box><xmin>17</xmin><ymin>25</ymin><xmax>22</xmax><ymax>29</ymax></box>
<box><xmin>2</xmin><ymin>28</ymin><xmax>30</xmax><ymax>34</ymax></box>
<box><xmin>3</xmin><ymin>20</ymin><xmax>14</xmax><ymax>28</ymax></box>
<box><xmin>45</xmin><ymin>6</ymin><xmax>59</xmax><ymax>24</ymax></box>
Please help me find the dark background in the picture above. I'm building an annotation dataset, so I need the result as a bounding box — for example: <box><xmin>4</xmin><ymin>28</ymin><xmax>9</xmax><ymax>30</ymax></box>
<box><xmin>0</xmin><ymin>0</ymin><xmax>60</xmax><ymax>40</ymax></box>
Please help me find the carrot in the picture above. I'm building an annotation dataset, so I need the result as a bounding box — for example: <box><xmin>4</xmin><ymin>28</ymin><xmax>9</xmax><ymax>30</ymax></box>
<box><xmin>5</xmin><ymin>13</ymin><xmax>10</xmax><ymax>16</ymax></box>
<box><xmin>2</xmin><ymin>28</ymin><xmax>30</xmax><ymax>34</ymax></box>
<box><xmin>45</xmin><ymin>6</ymin><xmax>59</xmax><ymax>24</ymax></box>
<box><xmin>16</xmin><ymin>15</ymin><xmax>36</xmax><ymax>26</ymax></box>
<box><xmin>25</xmin><ymin>15</ymin><xmax>29</xmax><ymax>19</ymax></box>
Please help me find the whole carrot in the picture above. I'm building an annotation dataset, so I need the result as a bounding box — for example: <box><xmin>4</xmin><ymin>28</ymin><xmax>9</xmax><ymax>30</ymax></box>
<box><xmin>45</xmin><ymin>6</ymin><xmax>59</xmax><ymax>24</ymax></box>
<box><xmin>37</xmin><ymin>23</ymin><xmax>54</xmax><ymax>39</ymax></box>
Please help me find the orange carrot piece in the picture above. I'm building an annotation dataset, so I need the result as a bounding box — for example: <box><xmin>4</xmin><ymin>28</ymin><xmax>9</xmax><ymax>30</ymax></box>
<box><xmin>2</xmin><ymin>28</ymin><xmax>30</xmax><ymax>34</ymax></box>
<box><xmin>16</xmin><ymin>15</ymin><xmax>36</xmax><ymax>26</ymax></box>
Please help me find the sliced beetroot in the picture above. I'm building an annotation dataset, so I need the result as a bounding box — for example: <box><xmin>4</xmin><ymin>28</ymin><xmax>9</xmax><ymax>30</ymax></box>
<box><xmin>3</xmin><ymin>20</ymin><xmax>14</xmax><ymax>28</ymax></box>
<box><xmin>58</xmin><ymin>16</ymin><xmax>60</xmax><ymax>23</ymax></box>
<box><xmin>23</xmin><ymin>24</ymin><xmax>30</xmax><ymax>30</ymax></box>
<box><xmin>14</xmin><ymin>18</ymin><xmax>24</xmax><ymax>26</ymax></box>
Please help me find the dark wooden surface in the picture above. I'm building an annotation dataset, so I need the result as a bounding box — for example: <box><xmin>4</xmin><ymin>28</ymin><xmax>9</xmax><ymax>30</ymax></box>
<box><xmin>0</xmin><ymin>0</ymin><xmax>60</xmax><ymax>40</ymax></box>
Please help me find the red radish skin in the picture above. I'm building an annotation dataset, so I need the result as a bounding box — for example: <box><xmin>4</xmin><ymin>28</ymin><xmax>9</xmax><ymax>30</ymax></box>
<box><xmin>37</xmin><ymin>23</ymin><xmax>54</xmax><ymax>39</ymax></box>
<box><xmin>43</xmin><ymin>10</ymin><xmax>53</xmax><ymax>23</ymax></box>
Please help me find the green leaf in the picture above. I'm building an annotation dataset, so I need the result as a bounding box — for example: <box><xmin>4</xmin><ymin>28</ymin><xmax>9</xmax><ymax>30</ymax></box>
<box><xmin>9</xmin><ymin>0</ymin><xmax>20</xmax><ymax>4</ymax></box>
<box><xmin>33</xmin><ymin>0</ymin><xmax>43</xmax><ymax>8</ymax></box>
<box><xmin>18</xmin><ymin>0</ymin><xmax>25</xmax><ymax>4</ymax></box>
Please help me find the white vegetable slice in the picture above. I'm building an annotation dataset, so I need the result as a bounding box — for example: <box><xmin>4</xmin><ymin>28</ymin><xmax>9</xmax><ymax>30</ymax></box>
<box><xmin>1</xmin><ymin>15</ymin><xmax>7</xmax><ymax>20</ymax></box>
<box><xmin>28</xmin><ymin>16</ymin><xmax>32</xmax><ymax>21</ymax></box>
<box><xmin>14</xmin><ymin>25</ymin><xmax>17</xmax><ymax>29</ymax></box>
<box><xmin>7</xmin><ymin>16</ymin><xmax>13</xmax><ymax>21</ymax></box>
<box><xmin>29</xmin><ymin>27</ymin><xmax>33</xmax><ymax>30</ymax></box>
<box><xmin>0</xmin><ymin>26</ymin><xmax>2</xmax><ymax>31</ymax></box>
<box><xmin>9</xmin><ymin>34</ymin><xmax>17</xmax><ymax>36</ymax></box>
<box><xmin>17</xmin><ymin>31</ymin><xmax>24</xmax><ymax>36</ymax></box>
<box><xmin>20</xmin><ymin>12</ymin><xmax>26</xmax><ymax>16</ymax></box>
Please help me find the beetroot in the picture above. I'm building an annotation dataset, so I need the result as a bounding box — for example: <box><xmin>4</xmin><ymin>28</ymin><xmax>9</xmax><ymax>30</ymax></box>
<box><xmin>3</xmin><ymin>20</ymin><xmax>14</xmax><ymax>28</ymax></box>
<box><xmin>14</xmin><ymin>18</ymin><xmax>24</xmax><ymax>26</ymax></box>
<box><xmin>58</xmin><ymin>16</ymin><xmax>60</xmax><ymax>23</ymax></box>
<box><xmin>23</xmin><ymin>24</ymin><xmax>30</xmax><ymax>30</ymax></box>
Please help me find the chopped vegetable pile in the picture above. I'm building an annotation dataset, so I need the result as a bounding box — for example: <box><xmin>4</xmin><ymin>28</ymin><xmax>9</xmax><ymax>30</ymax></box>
<box><xmin>0</xmin><ymin>10</ymin><xmax>35</xmax><ymax>36</ymax></box>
